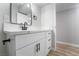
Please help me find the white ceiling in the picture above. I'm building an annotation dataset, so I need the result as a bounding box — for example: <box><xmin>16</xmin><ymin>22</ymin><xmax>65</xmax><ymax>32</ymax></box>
<box><xmin>33</xmin><ymin>3</ymin><xmax>50</xmax><ymax>8</ymax></box>
<box><xmin>56</xmin><ymin>3</ymin><xmax>79</xmax><ymax>12</ymax></box>
<box><xmin>33</xmin><ymin>3</ymin><xmax>79</xmax><ymax>12</ymax></box>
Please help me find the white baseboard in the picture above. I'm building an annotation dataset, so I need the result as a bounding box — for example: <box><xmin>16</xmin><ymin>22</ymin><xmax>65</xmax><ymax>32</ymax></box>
<box><xmin>57</xmin><ymin>41</ymin><xmax>79</xmax><ymax>48</ymax></box>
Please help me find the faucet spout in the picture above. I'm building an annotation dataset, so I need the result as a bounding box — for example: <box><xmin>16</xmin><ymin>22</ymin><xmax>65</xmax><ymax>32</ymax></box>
<box><xmin>22</xmin><ymin>22</ymin><xmax>28</xmax><ymax>30</ymax></box>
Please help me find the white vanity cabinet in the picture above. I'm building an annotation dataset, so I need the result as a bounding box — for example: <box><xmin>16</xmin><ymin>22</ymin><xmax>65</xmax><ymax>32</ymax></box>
<box><xmin>16</xmin><ymin>38</ymin><xmax>45</xmax><ymax>56</ymax></box>
<box><xmin>45</xmin><ymin>31</ymin><xmax>52</xmax><ymax>55</ymax></box>
<box><xmin>6</xmin><ymin>30</ymin><xmax>52</xmax><ymax>56</ymax></box>
<box><xmin>15</xmin><ymin>32</ymin><xmax>46</xmax><ymax>56</ymax></box>
<box><xmin>16</xmin><ymin>42</ymin><xmax>35</xmax><ymax>56</ymax></box>
<box><xmin>35</xmin><ymin>38</ymin><xmax>45</xmax><ymax>56</ymax></box>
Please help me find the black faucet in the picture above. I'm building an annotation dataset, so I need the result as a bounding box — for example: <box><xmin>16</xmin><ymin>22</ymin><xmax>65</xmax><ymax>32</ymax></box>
<box><xmin>22</xmin><ymin>22</ymin><xmax>28</xmax><ymax>30</ymax></box>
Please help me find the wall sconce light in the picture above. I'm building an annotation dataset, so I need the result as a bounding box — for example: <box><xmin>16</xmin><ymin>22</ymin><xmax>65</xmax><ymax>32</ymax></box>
<box><xmin>33</xmin><ymin>15</ymin><xmax>37</xmax><ymax>20</ymax></box>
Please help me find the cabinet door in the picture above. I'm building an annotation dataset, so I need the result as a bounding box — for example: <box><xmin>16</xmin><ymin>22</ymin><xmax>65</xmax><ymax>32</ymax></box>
<box><xmin>35</xmin><ymin>39</ymin><xmax>46</xmax><ymax>56</ymax></box>
<box><xmin>16</xmin><ymin>43</ymin><xmax>35</xmax><ymax>56</ymax></box>
<box><xmin>6</xmin><ymin>36</ymin><xmax>16</xmax><ymax>56</ymax></box>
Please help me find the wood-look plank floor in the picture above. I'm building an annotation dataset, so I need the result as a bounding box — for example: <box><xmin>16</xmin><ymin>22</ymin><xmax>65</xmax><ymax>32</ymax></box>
<box><xmin>48</xmin><ymin>43</ymin><xmax>79</xmax><ymax>56</ymax></box>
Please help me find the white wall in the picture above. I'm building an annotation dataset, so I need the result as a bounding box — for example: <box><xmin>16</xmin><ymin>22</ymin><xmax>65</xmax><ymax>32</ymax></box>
<box><xmin>57</xmin><ymin>5</ymin><xmax>79</xmax><ymax>45</ymax></box>
<box><xmin>0</xmin><ymin>3</ymin><xmax>10</xmax><ymax>56</ymax></box>
<box><xmin>31</xmin><ymin>4</ymin><xmax>41</xmax><ymax>29</ymax></box>
<box><xmin>4</xmin><ymin>3</ymin><xmax>41</xmax><ymax>31</ymax></box>
<box><xmin>41</xmin><ymin>4</ymin><xmax>56</xmax><ymax>30</ymax></box>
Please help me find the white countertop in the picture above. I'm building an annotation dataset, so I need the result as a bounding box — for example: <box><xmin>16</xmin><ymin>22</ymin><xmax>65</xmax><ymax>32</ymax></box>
<box><xmin>4</xmin><ymin>29</ymin><xmax>52</xmax><ymax>35</ymax></box>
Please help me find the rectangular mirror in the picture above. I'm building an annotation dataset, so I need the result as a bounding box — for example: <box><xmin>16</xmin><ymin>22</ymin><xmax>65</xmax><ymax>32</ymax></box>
<box><xmin>10</xmin><ymin>3</ymin><xmax>32</xmax><ymax>25</ymax></box>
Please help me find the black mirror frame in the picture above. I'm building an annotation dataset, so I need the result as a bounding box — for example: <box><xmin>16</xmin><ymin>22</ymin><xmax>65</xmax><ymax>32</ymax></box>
<box><xmin>10</xmin><ymin>3</ymin><xmax>32</xmax><ymax>25</ymax></box>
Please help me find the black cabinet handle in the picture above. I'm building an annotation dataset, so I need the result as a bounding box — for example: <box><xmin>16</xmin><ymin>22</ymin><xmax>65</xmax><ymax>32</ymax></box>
<box><xmin>48</xmin><ymin>39</ymin><xmax>51</xmax><ymax>41</ymax></box>
<box><xmin>36</xmin><ymin>43</ymin><xmax>40</xmax><ymax>53</ymax></box>
<box><xmin>2</xmin><ymin>38</ymin><xmax>10</xmax><ymax>45</ymax></box>
<box><xmin>48</xmin><ymin>33</ymin><xmax>51</xmax><ymax>34</ymax></box>
<box><xmin>48</xmin><ymin>46</ymin><xmax>51</xmax><ymax>49</ymax></box>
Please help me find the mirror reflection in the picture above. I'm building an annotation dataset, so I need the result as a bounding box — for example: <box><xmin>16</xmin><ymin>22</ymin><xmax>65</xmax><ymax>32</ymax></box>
<box><xmin>10</xmin><ymin>3</ymin><xmax>32</xmax><ymax>25</ymax></box>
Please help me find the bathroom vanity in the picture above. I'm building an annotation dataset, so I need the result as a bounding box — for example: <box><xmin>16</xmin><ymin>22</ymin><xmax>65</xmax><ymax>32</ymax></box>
<box><xmin>4</xmin><ymin>30</ymin><xmax>52</xmax><ymax>56</ymax></box>
<box><xmin>2</xmin><ymin>3</ymin><xmax>56</xmax><ymax>56</ymax></box>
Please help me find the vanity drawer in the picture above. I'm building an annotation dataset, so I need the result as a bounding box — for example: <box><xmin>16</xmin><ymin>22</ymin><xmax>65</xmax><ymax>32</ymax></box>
<box><xmin>47</xmin><ymin>31</ymin><xmax>51</xmax><ymax>38</ymax></box>
<box><xmin>46</xmin><ymin>32</ymin><xmax>51</xmax><ymax>54</ymax></box>
<box><xmin>47</xmin><ymin>46</ymin><xmax>51</xmax><ymax>54</ymax></box>
<box><xmin>15</xmin><ymin>32</ymin><xmax>46</xmax><ymax>50</ymax></box>
<box><xmin>47</xmin><ymin>36</ymin><xmax>51</xmax><ymax>40</ymax></box>
<box><xmin>47</xmin><ymin>39</ymin><xmax>51</xmax><ymax>47</ymax></box>
<box><xmin>47</xmin><ymin>31</ymin><xmax>51</xmax><ymax>35</ymax></box>
<box><xmin>45</xmin><ymin>41</ymin><xmax>51</xmax><ymax>55</ymax></box>
<box><xmin>46</xmin><ymin>41</ymin><xmax>51</xmax><ymax>54</ymax></box>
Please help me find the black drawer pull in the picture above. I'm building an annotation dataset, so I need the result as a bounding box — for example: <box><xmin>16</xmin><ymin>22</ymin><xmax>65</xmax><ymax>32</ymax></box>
<box><xmin>48</xmin><ymin>33</ymin><xmax>50</xmax><ymax>34</ymax></box>
<box><xmin>48</xmin><ymin>39</ymin><xmax>51</xmax><ymax>41</ymax></box>
<box><xmin>2</xmin><ymin>38</ymin><xmax>10</xmax><ymax>45</ymax></box>
<box><xmin>48</xmin><ymin>46</ymin><xmax>51</xmax><ymax>49</ymax></box>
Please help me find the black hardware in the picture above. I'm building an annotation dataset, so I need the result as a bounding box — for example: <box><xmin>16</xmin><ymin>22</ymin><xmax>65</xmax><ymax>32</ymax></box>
<box><xmin>48</xmin><ymin>46</ymin><xmax>51</xmax><ymax>49</ymax></box>
<box><xmin>36</xmin><ymin>43</ymin><xmax>40</xmax><ymax>53</ymax></box>
<box><xmin>48</xmin><ymin>39</ymin><xmax>51</xmax><ymax>41</ymax></box>
<box><xmin>22</xmin><ymin>22</ymin><xmax>28</xmax><ymax>30</ymax></box>
<box><xmin>22</xmin><ymin>26</ymin><xmax>28</xmax><ymax>30</ymax></box>
<box><xmin>2</xmin><ymin>38</ymin><xmax>10</xmax><ymax>45</ymax></box>
<box><xmin>33</xmin><ymin>15</ymin><xmax>37</xmax><ymax>20</ymax></box>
